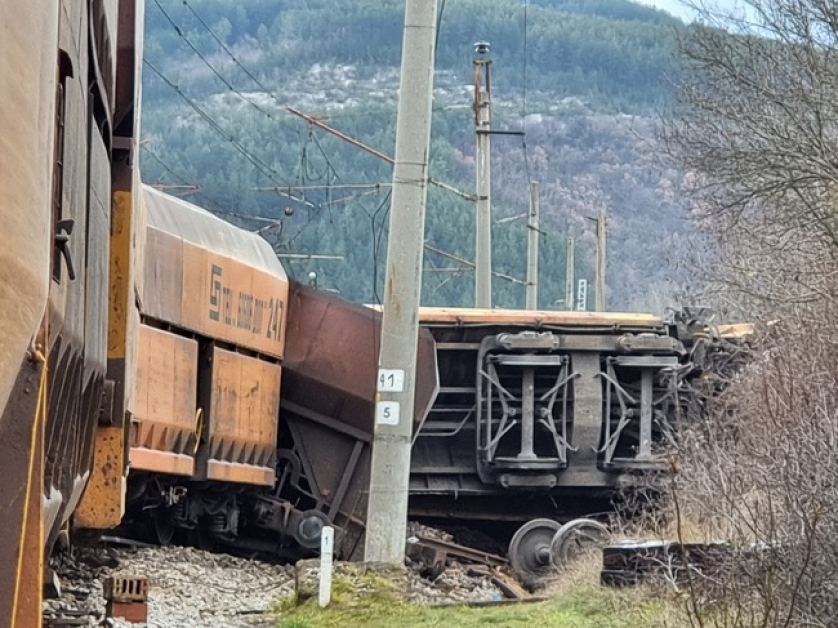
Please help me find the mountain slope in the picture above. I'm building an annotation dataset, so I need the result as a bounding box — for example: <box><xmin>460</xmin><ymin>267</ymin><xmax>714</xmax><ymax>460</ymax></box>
<box><xmin>140</xmin><ymin>0</ymin><xmax>688</xmax><ymax>310</ymax></box>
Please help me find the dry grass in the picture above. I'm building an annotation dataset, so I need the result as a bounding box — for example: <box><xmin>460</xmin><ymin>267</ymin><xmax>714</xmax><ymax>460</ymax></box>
<box><xmin>272</xmin><ymin>561</ymin><xmax>678</xmax><ymax>628</ymax></box>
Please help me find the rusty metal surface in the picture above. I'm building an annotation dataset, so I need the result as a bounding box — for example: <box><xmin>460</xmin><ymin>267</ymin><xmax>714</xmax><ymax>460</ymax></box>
<box><xmin>407</xmin><ymin>535</ymin><xmax>509</xmax><ymax>569</ymax></box>
<box><xmin>107</xmin><ymin>189</ymin><xmax>142</xmax><ymax>427</ymax></box>
<box><xmin>199</xmin><ymin>346</ymin><xmax>281</xmax><ymax>486</ymax></box>
<box><xmin>283</xmin><ymin>281</ymin><xmax>438</xmax><ymax>435</ymax></box>
<box><xmin>142</xmin><ymin>185</ymin><xmax>289</xmax><ymax>358</ymax></box>
<box><xmin>130</xmin><ymin>325</ymin><xmax>198</xmax><ymax>476</ymax></box>
<box><xmin>75</xmin><ymin>426</ymin><xmax>126</xmax><ymax>529</ymax></box>
<box><xmin>0</xmin><ymin>4</ymin><xmax>59</xmax><ymax>624</ymax></box>
<box><xmin>0</xmin><ymin>358</ymin><xmax>46</xmax><ymax>628</ymax></box>
<box><xmin>280</xmin><ymin>281</ymin><xmax>438</xmax><ymax>559</ymax></box>
<box><xmin>113</xmin><ymin>0</ymin><xmax>143</xmax><ymax>136</ymax></box>
<box><xmin>0</xmin><ymin>0</ymin><xmax>56</xmax><ymax>420</ymax></box>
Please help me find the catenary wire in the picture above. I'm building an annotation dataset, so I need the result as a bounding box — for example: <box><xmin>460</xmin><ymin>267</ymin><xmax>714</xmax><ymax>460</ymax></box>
<box><xmin>144</xmin><ymin>59</ymin><xmax>293</xmax><ymax>189</ymax></box>
<box><xmin>152</xmin><ymin>0</ymin><xmax>279</xmax><ymax>121</ymax></box>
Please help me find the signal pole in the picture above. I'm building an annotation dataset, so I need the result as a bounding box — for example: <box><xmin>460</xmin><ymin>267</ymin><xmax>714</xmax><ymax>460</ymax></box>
<box><xmin>474</xmin><ymin>41</ymin><xmax>492</xmax><ymax>308</ymax></box>
<box><xmin>526</xmin><ymin>181</ymin><xmax>539</xmax><ymax>309</ymax></box>
<box><xmin>595</xmin><ymin>208</ymin><xmax>607</xmax><ymax>311</ymax></box>
<box><xmin>565</xmin><ymin>236</ymin><xmax>575</xmax><ymax>311</ymax></box>
<box><xmin>364</xmin><ymin>0</ymin><xmax>438</xmax><ymax>564</ymax></box>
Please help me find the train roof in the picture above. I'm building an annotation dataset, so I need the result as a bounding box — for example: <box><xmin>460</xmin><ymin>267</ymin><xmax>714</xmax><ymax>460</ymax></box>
<box><xmin>415</xmin><ymin>307</ymin><xmax>663</xmax><ymax>327</ymax></box>
<box><xmin>366</xmin><ymin>304</ymin><xmax>665</xmax><ymax>329</ymax></box>
<box><xmin>143</xmin><ymin>184</ymin><xmax>286</xmax><ymax>281</ymax></box>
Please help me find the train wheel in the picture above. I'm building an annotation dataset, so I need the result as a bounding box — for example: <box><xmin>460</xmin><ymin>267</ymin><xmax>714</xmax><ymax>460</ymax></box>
<box><xmin>550</xmin><ymin>518</ymin><xmax>609</xmax><ymax>568</ymax></box>
<box><xmin>294</xmin><ymin>510</ymin><xmax>331</xmax><ymax>550</ymax></box>
<box><xmin>508</xmin><ymin>518</ymin><xmax>561</xmax><ymax>579</ymax></box>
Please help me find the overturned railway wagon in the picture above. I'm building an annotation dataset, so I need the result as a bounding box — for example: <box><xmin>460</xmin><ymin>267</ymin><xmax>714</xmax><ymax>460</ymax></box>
<box><xmin>412</xmin><ymin>308</ymin><xmax>691</xmax><ymax>514</ymax></box>
<box><xmin>289</xmin><ymin>294</ymin><xmax>742</xmax><ymax>573</ymax></box>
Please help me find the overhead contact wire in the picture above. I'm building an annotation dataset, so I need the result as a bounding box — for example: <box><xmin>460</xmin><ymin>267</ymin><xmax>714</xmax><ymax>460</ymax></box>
<box><xmin>152</xmin><ymin>0</ymin><xmax>278</xmax><ymax>120</ymax></box>
<box><xmin>144</xmin><ymin>59</ymin><xmax>293</xmax><ymax>189</ymax></box>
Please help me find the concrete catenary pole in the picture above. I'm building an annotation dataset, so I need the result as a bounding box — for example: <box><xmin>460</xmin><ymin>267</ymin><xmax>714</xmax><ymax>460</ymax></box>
<box><xmin>526</xmin><ymin>181</ymin><xmax>539</xmax><ymax>309</ymax></box>
<box><xmin>474</xmin><ymin>41</ymin><xmax>492</xmax><ymax>308</ymax></box>
<box><xmin>565</xmin><ymin>236</ymin><xmax>575</xmax><ymax>311</ymax></box>
<box><xmin>363</xmin><ymin>0</ymin><xmax>438</xmax><ymax>564</ymax></box>
<box><xmin>595</xmin><ymin>208</ymin><xmax>607</xmax><ymax>311</ymax></box>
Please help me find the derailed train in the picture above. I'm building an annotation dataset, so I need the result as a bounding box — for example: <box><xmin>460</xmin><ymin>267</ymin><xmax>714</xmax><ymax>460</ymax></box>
<box><xmin>0</xmin><ymin>1</ymin><xmax>749</xmax><ymax>625</ymax></box>
<box><xmin>121</xmin><ymin>188</ymin><xmax>744</xmax><ymax>571</ymax></box>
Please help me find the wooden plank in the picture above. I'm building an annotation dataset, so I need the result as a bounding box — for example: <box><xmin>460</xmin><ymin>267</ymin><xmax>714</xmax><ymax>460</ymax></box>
<box><xmin>415</xmin><ymin>307</ymin><xmax>662</xmax><ymax>327</ymax></box>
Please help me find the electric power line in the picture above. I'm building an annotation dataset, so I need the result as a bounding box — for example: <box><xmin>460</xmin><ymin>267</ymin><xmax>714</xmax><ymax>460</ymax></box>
<box><xmin>142</xmin><ymin>144</ymin><xmax>191</xmax><ymax>186</ymax></box>
<box><xmin>181</xmin><ymin>0</ymin><xmax>275</xmax><ymax>96</ymax></box>
<box><xmin>435</xmin><ymin>0</ymin><xmax>447</xmax><ymax>51</ymax></box>
<box><xmin>152</xmin><ymin>0</ymin><xmax>278</xmax><ymax>121</ymax></box>
<box><xmin>143</xmin><ymin>59</ymin><xmax>293</xmax><ymax>190</ymax></box>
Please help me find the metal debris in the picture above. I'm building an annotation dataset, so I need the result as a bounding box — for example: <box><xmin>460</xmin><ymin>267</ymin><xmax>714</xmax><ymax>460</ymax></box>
<box><xmin>601</xmin><ymin>539</ymin><xmax>732</xmax><ymax>587</ymax></box>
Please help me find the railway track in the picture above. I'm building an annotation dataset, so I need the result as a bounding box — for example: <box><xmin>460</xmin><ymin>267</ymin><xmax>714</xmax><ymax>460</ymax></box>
<box><xmin>44</xmin><ymin>524</ymin><xmax>535</xmax><ymax>627</ymax></box>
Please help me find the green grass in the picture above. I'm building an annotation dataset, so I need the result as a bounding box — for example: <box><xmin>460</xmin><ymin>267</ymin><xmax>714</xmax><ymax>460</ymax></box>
<box><xmin>272</xmin><ymin>572</ymin><xmax>671</xmax><ymax>628</ymax></box>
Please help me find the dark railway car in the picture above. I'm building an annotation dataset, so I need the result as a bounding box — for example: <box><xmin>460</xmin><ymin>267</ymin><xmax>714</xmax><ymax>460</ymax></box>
<box><xmin>409</xmin><ymin>308</ymin><xmax>708</xmax><ymax>575</ymax></box>
<box><xmin>277</xmin><ymin>283</ymin><xmax>439</xmax><ymax>559</ymax></box>
<box><xmin>0</xmin><ymin>1</ymin><xmax>144</xmax><ymax>626</ymax></box>
<box><xmin>410</xmin><ymin>308</ymin><xmax>688</xmax><ymax>511</ymax></box>
<box><xmin>286</xmin><ymin>299</ymin><xmax>749</xmax><ymax>576</ymax></box>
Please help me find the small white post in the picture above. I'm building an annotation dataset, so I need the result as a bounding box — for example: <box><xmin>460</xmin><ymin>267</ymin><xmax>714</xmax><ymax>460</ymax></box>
<box><xmin>318</xmin><ymin>526</ymin><xmax>334</xmax><ymax>608</ymax></box>
<box><xmin>576</xmin><ymin>279</ymin><xmax>588</xmax><ymax>312</ymax></box>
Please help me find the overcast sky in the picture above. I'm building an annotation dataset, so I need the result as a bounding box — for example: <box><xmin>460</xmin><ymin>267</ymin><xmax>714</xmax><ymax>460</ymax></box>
<box><xmin>638</xmin><ymin>0</ymin><xmax>743</xmax><ymax>22</ymax></box>
<box><xmin>638</xmin><ymin>0</ymin><xmax>694</xmax><ymax>20</ymax></box>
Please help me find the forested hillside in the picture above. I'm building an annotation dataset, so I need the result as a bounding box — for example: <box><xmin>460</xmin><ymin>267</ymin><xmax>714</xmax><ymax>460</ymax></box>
<box><xmin>140</xmin><ymin>0</ymin><xmax>687</xmax><ymax>310</ymax></box>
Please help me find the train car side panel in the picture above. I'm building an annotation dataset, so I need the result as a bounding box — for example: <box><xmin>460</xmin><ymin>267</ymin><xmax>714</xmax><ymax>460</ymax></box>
<box><xmin>142</xmin><ymin>186</ymin><xmax>289</xmax><ymax>359</ymax></box>
<box><xmin>0</xmin><ymin>4</ymin><xmax>55</xmax><ymax>417</ymax></box>
<box><xmin>201</xmin><ymin>347</ymin><xmax>280</xmax><ymax>486</ymax></box>
<box><xmin>142</xmin><ymin>226</ymin><xmax>184</xmax><ymax>327</ymax></box>
<box><xmin>180</xmin><ymin>245</ymin><xmax>287</xmax><ymax>358</ymax></box>
<box><xmin>129</xmin><ymin>325</ymin><xmax>199</xmax><ymax>476</ymax></box>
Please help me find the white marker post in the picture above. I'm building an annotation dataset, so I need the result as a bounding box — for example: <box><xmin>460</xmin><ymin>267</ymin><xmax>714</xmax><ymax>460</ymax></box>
<box><xmin>318</xmin><ymin>526</ymin><xmax>334</xmax><ymax>608</ymax></box>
